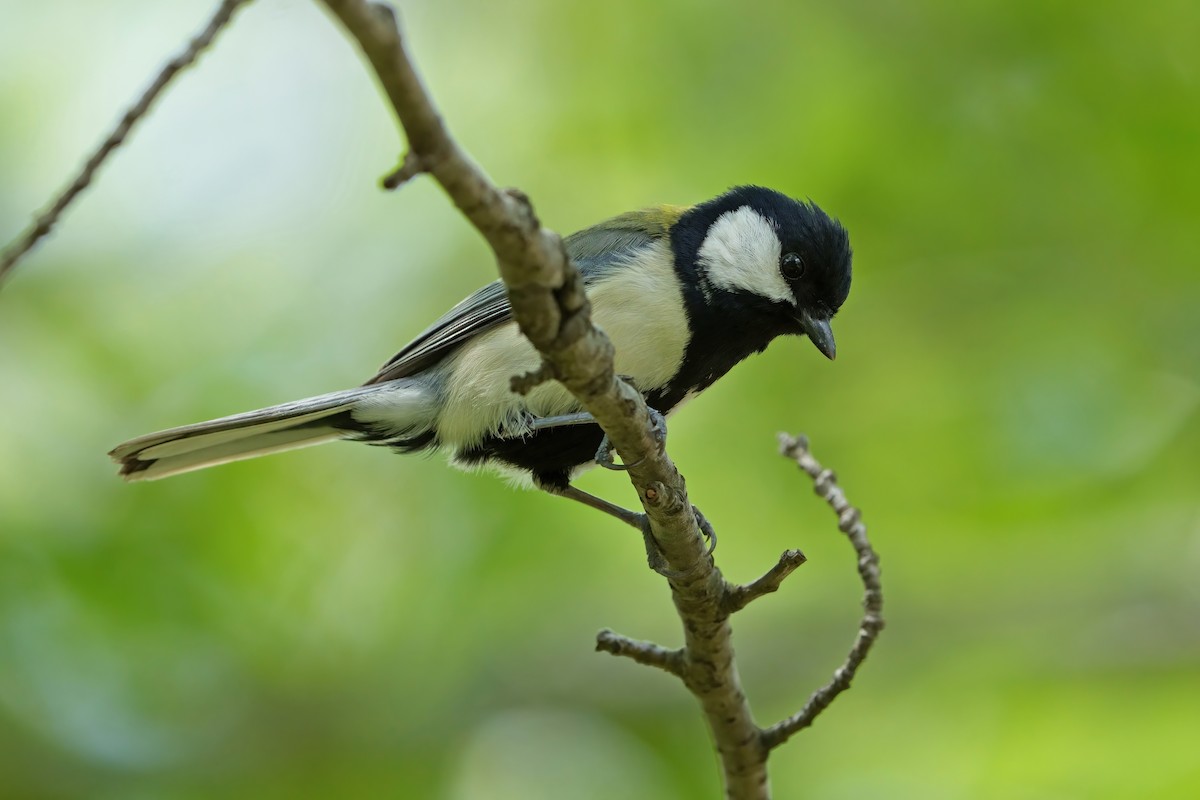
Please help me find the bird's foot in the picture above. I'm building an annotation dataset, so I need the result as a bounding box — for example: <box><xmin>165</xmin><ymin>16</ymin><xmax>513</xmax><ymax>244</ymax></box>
<box><xmin>595</xmin><ymin>406</ymin><xmax>667</xmax><ymax>471</ymax></box>
<box><xmin>541</xmin><ymin>484</ymin><xmax>715</xmax><ymax>578</ymax></box>
<box><xmin>640</xmin><ymin>505</ymin><xmax>717</xmax><ymax>578</ymax></box>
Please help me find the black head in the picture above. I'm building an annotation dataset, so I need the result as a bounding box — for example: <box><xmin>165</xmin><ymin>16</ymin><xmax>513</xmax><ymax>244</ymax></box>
<box><xmin>671</xmin><ymin>185</ymin><xmax>853</xmax><ymax>359</ymax></box>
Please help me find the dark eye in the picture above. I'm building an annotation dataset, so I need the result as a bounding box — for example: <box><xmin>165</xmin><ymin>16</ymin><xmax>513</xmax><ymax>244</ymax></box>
<box><xmin>781</xmin><ymin>252</ymin><xmax>805</xmax><ymax>281</ymax></box>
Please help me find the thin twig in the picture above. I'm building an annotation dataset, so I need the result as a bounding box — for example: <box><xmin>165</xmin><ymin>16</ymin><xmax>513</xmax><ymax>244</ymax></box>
<box><xmin>723</xmin><ymin>549</ymin><xmax>808</xmax><ymax>614</ymax></box>
<box><xmin>596</xmin><ymin>629</ymin><xmax>686</xmax><ymax>678</ymax></box>
<box><xmin>381</xmin><ymin>150</ymin><xmax>424</xmax><ymax>189</ymax></box>
<box><xmin>761</xmin><ymin>434</ymin><xmax>884</xmax><ymax>749</ymax></box>
<box><xmin>0</xmin><ymin>0</ymin><xmax>255</xmax><ymax>287</ymax></box>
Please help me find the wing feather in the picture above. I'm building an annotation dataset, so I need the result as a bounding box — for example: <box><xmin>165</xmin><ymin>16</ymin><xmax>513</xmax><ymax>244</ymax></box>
<box><xmin>366</xmin><ymin>282</ymin><xmax>511</xmax><ymax>383</ymax></box>
<box><xmin>364</xmin><ymin>205</ymin><xmax>688</xmax><ymax>385</ymax></box>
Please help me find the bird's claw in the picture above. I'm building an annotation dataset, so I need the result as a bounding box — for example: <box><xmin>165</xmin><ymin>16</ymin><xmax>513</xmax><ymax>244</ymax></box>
<box><xmin>595</xmin><ymin>406</ymin><xmax>667</xmax><ymax>471</ymax></box>
<box><xmin>640</xmin><ymin>505</ymin><xmax>717</xmax><ymax>578</ymax></box>
<box><xmin>594</xmin><ymin>436</ymin><xmax>630</xmax><ymax>470</ymax></box>
<box><xmin>693</xmin><ymin>506</ymin><xmax>718</xmax><ymax>556</ymax></box>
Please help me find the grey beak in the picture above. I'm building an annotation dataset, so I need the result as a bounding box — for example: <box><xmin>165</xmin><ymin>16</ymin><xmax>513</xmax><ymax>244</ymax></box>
<box><xmin>797</xmin><ymin>310</ymin><xmax>837</xmax><ymax>360</ymax></box>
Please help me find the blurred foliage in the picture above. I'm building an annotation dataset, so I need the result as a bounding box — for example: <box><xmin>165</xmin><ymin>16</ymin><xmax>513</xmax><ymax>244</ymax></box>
<box><xmin>1</xmin><ymin>0</ymin><xmax>1198</xmax><ymax>797</ymax></box>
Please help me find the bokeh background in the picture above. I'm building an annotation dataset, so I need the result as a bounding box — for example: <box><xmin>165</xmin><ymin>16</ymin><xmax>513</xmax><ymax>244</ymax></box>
<box><xmin>2</xmin><ymin>0</ymin><xmax>1197</xmax><ymax>797</ymax></box>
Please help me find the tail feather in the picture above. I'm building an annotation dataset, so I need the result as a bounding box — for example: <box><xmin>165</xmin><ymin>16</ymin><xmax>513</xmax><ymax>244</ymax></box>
<box><xmin>110</xmin><ymin>382</ymin><xmax>434</xmax><ymax>481</ymax></box>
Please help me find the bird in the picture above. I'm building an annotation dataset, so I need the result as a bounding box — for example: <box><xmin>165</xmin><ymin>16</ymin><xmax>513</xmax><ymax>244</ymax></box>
<box><xmin>110</xmin><ymin>185</ymin><xmax>852</xmax><ymax>526</ymax></box>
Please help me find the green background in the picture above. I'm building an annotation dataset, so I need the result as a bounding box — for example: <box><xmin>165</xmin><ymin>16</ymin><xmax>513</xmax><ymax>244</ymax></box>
<box><xmin>2</xmin><ymin>1</ymin><xmax>1197</xmax><ymax>797</ymax></box>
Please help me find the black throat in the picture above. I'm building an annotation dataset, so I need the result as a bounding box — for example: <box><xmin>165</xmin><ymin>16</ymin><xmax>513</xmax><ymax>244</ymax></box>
<box><xmin>654</xmin><ymin>206</ymin><xmax>795</xmax><ymax>414</ymax></box>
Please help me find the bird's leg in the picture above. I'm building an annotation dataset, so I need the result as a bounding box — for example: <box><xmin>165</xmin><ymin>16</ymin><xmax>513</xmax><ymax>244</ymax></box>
<box><xmin>528</xmin><ymin>374</ymin><xmax>646</xmax><ymax>440</ymax></box>
<box><xmin>533</xmin><ymin>404</ymin><xmax>713</xmax><ymax>576</ymax></box>
<box><xmin>548</xmin><ymin>484</ymin><xmax>670</xmax><ymax>573</ymax></box>
<box><xmin>546</xmin><ymin>484</ymin><xmax>718</xmax><ymax>577</ymax></box>
<box><xmin>595</xmin><ymin>406</ymin><xmax>667</xmax><ymax>471</ymax></box>
<box><xmin>527</xmin><ymin>411</ymin><xmax>597</xmax><ymax>431</ymax></box>
<box><xmin>526</xmin><ymin>405</ymin><xmax>668</xmax><ymax>471</ymax></box>
<box><xmin>546</xmin><ymin>484</ymin><xmax>644</xmax><ymax>529</ymax></box>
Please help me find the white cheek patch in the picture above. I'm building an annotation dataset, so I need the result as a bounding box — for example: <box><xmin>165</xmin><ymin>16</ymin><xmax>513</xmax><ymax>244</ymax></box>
<box><xmin>697</xmin><ymin>206</ymin><xmax>792</xmax><ymax>304</ymax></box>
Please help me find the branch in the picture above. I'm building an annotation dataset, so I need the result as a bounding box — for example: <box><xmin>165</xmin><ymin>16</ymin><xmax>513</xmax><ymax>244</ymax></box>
<box><xmin>316</xmin><ymin>2</ymin><xmax>766</xmax><ymax>795</ymax></box>
<box><xmin>596</xmin><ymin>629</ymin><xmax>685</xmax><ymax>678</ymax></box>
<box><xmin>762</xmin><ymin>434</ymin><xmax>885</xmax><ymax>750</ymax></box>
<box><xmin>0</xmin><ymin>0</ymin><xmax>255</xmax><ymax>287</ymax></box>
<box><xmin>5</xmin><ymin>4</ymin><xmax>878</xmax><ymax>795</ymax></box>
<box><xmin>723</xmin><ymin>549</ymin><xmax>808</xmax><ymax>614</ymax></box>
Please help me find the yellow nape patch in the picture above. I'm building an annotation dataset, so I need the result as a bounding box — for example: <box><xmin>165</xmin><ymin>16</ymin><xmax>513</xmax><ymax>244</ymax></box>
<box><xmin>605</xmin><ymin>204</ymin><xmax>688</xmax><ymax>236</ymax></box>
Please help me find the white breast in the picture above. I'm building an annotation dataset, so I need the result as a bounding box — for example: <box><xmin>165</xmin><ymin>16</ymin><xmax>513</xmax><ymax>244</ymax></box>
<box><xmin>435</xmin><ymin>240</ymin><xmax>691</xmax><ymax>448</ymax></box>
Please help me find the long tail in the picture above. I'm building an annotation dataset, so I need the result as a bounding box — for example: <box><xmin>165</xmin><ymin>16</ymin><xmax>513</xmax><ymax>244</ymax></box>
<box><xmin>109</xmin><ymin>381</ymin><xmax>437</xmax><ymax>481</ymax></box>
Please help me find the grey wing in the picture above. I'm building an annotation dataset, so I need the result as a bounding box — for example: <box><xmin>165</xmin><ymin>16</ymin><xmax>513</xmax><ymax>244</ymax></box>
<box><xmin>365</xmin><ymin>225</ymin><xmax>661</xmax><ymax>384</ymax></box>
<box><xmin>564</xmin><ymin>221</ymin><xmax>661</xmax><ymax>278</ymax></box>
<box><xmin>366</xmin><ymin>281</ymin><xmax>512</xmax><ymax>383</ymax></box>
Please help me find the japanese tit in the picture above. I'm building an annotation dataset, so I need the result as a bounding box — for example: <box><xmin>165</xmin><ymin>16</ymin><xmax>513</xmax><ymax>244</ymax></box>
<box><xmin>110</xmin><ymin>185</ymin><xmax>852</xmax><ymax>515</ymax></box>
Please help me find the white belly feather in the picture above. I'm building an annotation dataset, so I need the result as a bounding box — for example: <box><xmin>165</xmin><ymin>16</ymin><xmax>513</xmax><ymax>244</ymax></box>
<box><xmin>435</xmin><ymin>240</ymin><xmax>690</xmax><ymax>448</ymax></box>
